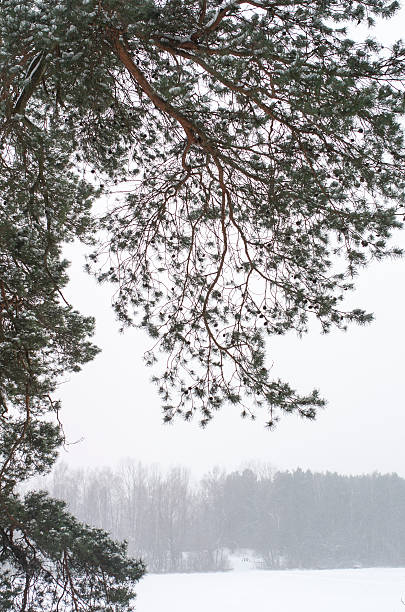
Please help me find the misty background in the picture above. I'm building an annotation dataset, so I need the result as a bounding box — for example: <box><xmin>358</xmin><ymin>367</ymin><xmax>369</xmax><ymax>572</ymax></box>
<box><xmin>39</xmin><ymin>461</ymin><xmax>405</xmax><ymax>573</ymax></box>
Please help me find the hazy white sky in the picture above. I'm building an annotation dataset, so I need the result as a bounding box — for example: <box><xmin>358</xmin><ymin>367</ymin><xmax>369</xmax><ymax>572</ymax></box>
<box><xmin>57</xmin><ymin>7</ymin><xmax>405</xmax><ymax>478</ymax></box>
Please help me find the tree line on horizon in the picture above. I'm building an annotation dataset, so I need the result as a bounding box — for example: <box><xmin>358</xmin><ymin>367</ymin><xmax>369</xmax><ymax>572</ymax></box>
<box><xmin>42</xmin><ymin>462</ymin><xmax>405</xmax><ymax>573</ymax></box>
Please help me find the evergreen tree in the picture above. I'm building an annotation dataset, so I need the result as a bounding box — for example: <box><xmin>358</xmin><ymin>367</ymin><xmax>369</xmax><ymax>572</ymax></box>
<box><xmin>0</xmin><ymin>492</ymin><xmax>145</xmax><ymax>610</ymax></box>
<box><xmin>1</xmin><ymin>0</ymin><xmax>405</xmax><ymax>605</ymax></box>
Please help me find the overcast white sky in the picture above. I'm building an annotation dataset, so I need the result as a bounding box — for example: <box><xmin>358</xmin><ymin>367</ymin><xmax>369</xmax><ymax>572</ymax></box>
<box><xmin>56</xmin><ymin>6</ymin><xmax>405</xmax><ymax>479</ymax></box>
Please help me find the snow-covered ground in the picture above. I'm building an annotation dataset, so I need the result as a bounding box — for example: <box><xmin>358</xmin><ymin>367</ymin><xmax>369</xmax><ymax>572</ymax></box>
<box><xmin>137</xmin><ymin>567</ymin><xmax>405</xmax><ymax>611</ymax></box>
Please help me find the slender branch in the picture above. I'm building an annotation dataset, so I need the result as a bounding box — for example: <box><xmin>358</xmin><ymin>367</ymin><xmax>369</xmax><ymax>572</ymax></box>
<box><xmin>13</xmin><ymin>51</ymin><xmax>48</xmax><ymax>116</ymax></box>
<box><xmin>0</xmin><ymin>390</ymin><xmax>31</xmax><ymax>487</ymax></box>
<box><xmin>107</xmin><ymin>32</ymin><xmax>198</xmax><ymax>146</ymax></box>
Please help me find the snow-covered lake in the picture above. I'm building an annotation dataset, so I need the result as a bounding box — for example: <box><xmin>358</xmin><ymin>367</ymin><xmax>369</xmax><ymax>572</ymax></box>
<box><xmin>137</xmin><ymin>568</ymin><xmax>405</xmax><ymax>611</ymax></box>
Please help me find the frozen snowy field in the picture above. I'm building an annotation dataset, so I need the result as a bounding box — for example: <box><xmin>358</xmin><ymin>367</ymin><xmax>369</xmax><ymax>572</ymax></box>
<box><xmin>137</xmin><ymin>567</ymin><xmax>405</xmax><ymax>612</ymax></box>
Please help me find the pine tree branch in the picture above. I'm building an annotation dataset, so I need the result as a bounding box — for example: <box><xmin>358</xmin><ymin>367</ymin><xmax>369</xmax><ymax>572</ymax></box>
<box><xmin>13</xmin><ymin>51</ymin><xmax>48</xmax><ymax>116</ymax></box>
<box><xmin>107</xmin><ymin>32</ymin><xmax>199</xmax><ymax>147</ymax></box>
<box><xmin>0</xmin><ymin>391</ymin><xmax>31</xmax><ymax>489</ymax></box>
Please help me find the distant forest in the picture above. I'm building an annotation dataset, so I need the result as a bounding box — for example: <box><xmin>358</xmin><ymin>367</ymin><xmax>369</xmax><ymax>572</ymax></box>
<box><xmin>42</xmin><ymin>462</ymin><xmax>405</xmax><ymax>573</ymax></box>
